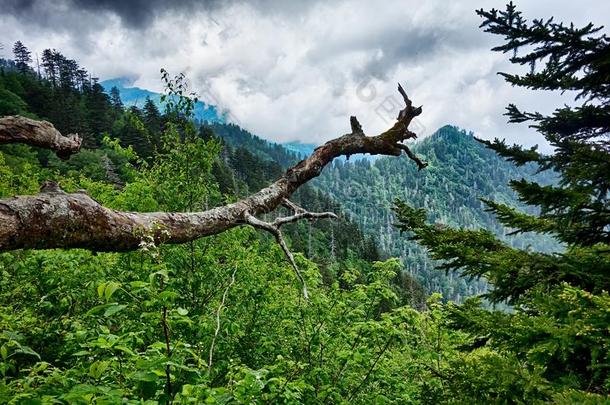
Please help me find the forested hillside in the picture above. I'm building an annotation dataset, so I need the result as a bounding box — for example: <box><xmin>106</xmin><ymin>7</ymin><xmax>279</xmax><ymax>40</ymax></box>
<box><xmin>314</xmin><ymin>125</ymin><xmax>559</xmax><ymax>301</ymax></box>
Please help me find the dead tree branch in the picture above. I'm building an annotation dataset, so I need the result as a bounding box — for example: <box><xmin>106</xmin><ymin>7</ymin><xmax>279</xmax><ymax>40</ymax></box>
<box><xmin>0</xmin><ymin>115</ymin><xmax>82</xmax><ymax>159</ymax></box>
<box><xmin>0</xmin><ymin>83</ymin><xmax>426</xmax><ymax>252</ymax></box>
<box><xmin>244</xmin><ymin>200</ymin><xmax>336</xmax><ymax>297</ymax></box>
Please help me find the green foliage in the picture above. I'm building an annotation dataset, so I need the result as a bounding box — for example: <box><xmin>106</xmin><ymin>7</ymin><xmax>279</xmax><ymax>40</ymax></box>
<box><xmin>0</xmin><ymin>86</ymin><xmax>28</xmax><ymax>116</ymax></box>
<box><xmin>5</xmin><ymin>5</ymin><xmax>607</xmax><ymax>400</ymax></box>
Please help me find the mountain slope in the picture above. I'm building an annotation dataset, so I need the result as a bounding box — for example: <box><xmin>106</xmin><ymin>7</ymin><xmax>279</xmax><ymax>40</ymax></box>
<box><xmin>312</xmin><ymin>125</ymin><xmax>559</xmax><ymax>302</ymax></box>
<box><xmin>203</xmin><ymin>122</ymin><xmax>301</xmax><ymax>168</ymax></box>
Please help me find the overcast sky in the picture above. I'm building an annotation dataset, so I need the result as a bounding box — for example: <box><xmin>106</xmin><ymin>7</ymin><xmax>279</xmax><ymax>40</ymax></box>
<box><xmin>1</xmin><ymin>0</ymin><xmax>607</xmax><ymax>147</ymax></box>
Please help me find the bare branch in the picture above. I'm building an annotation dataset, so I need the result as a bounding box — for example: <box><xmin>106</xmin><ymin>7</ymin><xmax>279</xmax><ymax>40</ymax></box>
<box><xmin>396</xmin><ymin>83</ymin><xmax>422</xmax><ymax>126</ymax></box>
<box><xmin>275</xmin><ymin>199</ymin><xmax>337</xmax><ymax>227</ymax></box>
<box><xmin>397</xmin><ymin>82</ymin><xmax>411</xmax><ymax>108</ymax></box>
<box><xmin>396</xmin><ymin>143</ymin><xmax>428</xmax><ymax>170</ymax></box>
<box><xmin>0</xmin><ymin>84</ymin><xmax>426</xmax><ymax>252</ymax></box>
<box><xmin>0</xmin><ymin>115</ymin><xmax>82</xmax><ymax>159</ymax></box>
<box><xmin>244</xmin><ymin>213</ymin><xmax>309</xmax><ymax>299</ymax></box>
<box><xmin>273</xmin><ymin>211</ymin><xmax>337</xmax><ymax>227</ymax></box>
<box><xmin>282</xmin><ymin>198</ymin><xmax>305</xmax><ymax>213</ymax></box>
<box><xmin>350</xmin><ymin>116</ymin><xmax>364</xmax><ymax>135</ymax></box>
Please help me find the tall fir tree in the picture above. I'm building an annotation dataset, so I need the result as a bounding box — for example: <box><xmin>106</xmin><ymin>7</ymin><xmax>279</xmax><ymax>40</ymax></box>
<box><xmin>395</xmin><ymin>2</ymin><xmax>610</xmax><ymax>401</ymax></box>
<box><xmin>109</xmin><ymin>86</ymin><xmax>123</xmax><ymax>114</ymax></box>
<box><xmin>143</xmin><ymin>97</ymin><xmax>162</xmax><ymax>133</ymax></box>
<box><xmin>12</xmin><ymin>41</ymin><xmax>32</xmax><ymax>74</ymax></box>
<box><xmin>83</xmin><ymin>82</ymin><xmax>113</xmax><ymax>147</ymax></box>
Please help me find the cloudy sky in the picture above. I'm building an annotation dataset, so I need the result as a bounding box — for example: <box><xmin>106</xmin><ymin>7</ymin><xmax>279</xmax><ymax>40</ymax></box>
<box><xmin>1</xmin><ymin>0</ymin><xmax>607</xmax><ymax>147</ymax></box>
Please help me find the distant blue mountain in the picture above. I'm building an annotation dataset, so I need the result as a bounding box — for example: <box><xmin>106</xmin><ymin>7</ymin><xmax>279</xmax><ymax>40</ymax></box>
<box><xmin>282</xmin><ymin>142</ymin><xmax>317</xmax><ymax>158</ymax></box>
<box><xmin>100</xmin><ymin>77</ymin><xmax>224</xmax><ymax>123</ymax></box>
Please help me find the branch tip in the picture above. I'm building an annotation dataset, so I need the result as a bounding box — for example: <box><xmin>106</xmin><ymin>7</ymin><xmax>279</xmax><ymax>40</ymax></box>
<box><xmin>397</xmin><ymin>82</ymin><xmax>411</xmax><ymax>107</ymax></box>
<box><xmin>350</xmin><ymin>116</ymin><xmax>364</xmax><ymax>135</ymax></box>
<box><xmin>397</xmin><ymin>144</ymin><xmax>427</xmax><ymax>170</ymax></box>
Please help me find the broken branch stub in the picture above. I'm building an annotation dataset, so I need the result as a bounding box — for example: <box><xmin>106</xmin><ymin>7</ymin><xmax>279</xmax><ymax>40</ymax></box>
<box><xmin>0</xmin><ymin>115</ymin><xmax>82</xmax><ymax>159</ymax></box>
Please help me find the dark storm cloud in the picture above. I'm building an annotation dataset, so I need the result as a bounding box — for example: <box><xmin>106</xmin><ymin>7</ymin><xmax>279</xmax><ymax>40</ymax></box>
<box><xmin>66</xmin><ymin>0</ymin><xmax>221</xmax><ymax>28</ymax></box>
<box><xmin>1</xmin><ymin>0</ymin><xmax>323</xmax><ymax>30</ymax></box>
<box><xmin>2</xmin><ymin>0</ymin><xmax>36</xmax><ymax>13</ymax></box>
<box><xmin>1</xmin><ymin>0</ymin><xmax>219</xmax><ymax>28</ymax></box>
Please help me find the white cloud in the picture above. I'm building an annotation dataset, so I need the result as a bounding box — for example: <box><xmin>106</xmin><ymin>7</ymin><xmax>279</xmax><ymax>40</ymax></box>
<box><xmin>0</xmin><ymin>0</ymin><xmax>607</xmax><ymax>148</ymax></box>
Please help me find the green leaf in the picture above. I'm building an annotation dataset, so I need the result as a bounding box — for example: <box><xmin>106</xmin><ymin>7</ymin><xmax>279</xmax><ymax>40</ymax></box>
<box><xmin>104</xmin><ymin>304</ymin><xmax>127</xmax><ymax>317</ymax></box>
<box><xmin>133</xmin><ymin>370</ymin><xmax>158</xmax><ymax>382</ymax></box>
<box><xmin>97</xmin><ymin>282</ymin><xmax>106</xmax><ymax>298</ymax></box>
<box><xmin>86</xmin><ymin>303</ymin><xmax>115</xmax><ymax>316</ymax></box>
<box><xmin>129</xmin><ymin>281</ymin><xmax>148</xmax><ymax>288</ymax></box>
<box><xmin>158</xmin><ymin>290</ymin><xmax>179</xmax><ymax>302</ymax></box>
<box><xmin>104</xmin><ymin>282</ymin><xmax>121</xmax><ymax>302</ymax></box>
<box><xmin>13</xmin><ymin>345</ymin><xmax>41</xmax><ymax>360</ymax></box>
<box><xmin>114</xmin><ymin>345</ymin><xmax>136</xmax><ymax>356</ymax></box>
<box><xmin>73</xmin><ymin>351</ymin><xmax>90</xmax><ymax>357</ymax></box>
<box><xmin>89</xmin><ymin>360</ymin><xmax>110</xmax><ymax>379</ymax></box>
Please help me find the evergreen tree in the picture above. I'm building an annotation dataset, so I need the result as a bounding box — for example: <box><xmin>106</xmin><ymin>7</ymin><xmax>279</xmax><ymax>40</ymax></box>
<box><xmin>41</xmin><ymin>48</ymin><xmax>57</xmax><ymax>86</ymax></box>
<box><xmin>109</xmin><ymin>85</ymin><xmax>123</xmax><ymax>113</ymax></box>
<box><xmin>395</xmin><ymin>3</ymin><xmax>610</xmax><ymax>400</ymax></box>
<box><xmin>114</xmin><ymin>106</ymin><xmax>154</xmax><ymax>159</ymax></box>
<box><xmin>12</xmin><ymin>41</ymin><xmax>32</xmax><ymax>74</ymax></box>
<box><xmin>83</xmin><ymin>82</ymin><xmax>113</xmax><ymax>147</ymax></box>
<box><xmin>142</xmin><ymin>97</ymin><xmax>162</xmax><ymax>134</ymax></box>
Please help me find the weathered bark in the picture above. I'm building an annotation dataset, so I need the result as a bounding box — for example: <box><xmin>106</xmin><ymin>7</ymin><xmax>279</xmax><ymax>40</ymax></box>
<box><xmin>0</xmin><ymin>115</ymin><xmax>82</xmax><ymax>159</ymax></box>
<box><xmin>0</xmin><ymin>84</ymin><xmax>425</xmax><ymax>252</ymax></box>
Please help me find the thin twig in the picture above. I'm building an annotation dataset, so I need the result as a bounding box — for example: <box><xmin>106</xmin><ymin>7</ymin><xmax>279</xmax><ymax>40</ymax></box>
<box><xmin>208</xmin><ymin>267</ymin><xmax>238</xmax><ymax>372</ymax></box>
<box><xmin>347</xmin><ymin>336</ymin><xmax>394</xmax><ymax>402</ymax></box>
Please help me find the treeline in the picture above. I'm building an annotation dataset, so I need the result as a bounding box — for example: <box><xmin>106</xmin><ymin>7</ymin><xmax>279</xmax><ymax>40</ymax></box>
<box><xmin>1</xmin><ymin>46</ymin><xmax>171</xmax><ymax>160</ymax></box>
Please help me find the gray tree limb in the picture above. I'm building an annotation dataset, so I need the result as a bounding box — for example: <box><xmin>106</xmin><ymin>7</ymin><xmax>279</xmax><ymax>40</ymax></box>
<box><xmin>0</xmin><ymin>84</ymin><xmax>426</xmax><ymax>252</ymax></box>
<box><xmin>0</xmin><ymin>115</ymin><xmax>82</xmax><ymax>159</ymax></box>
